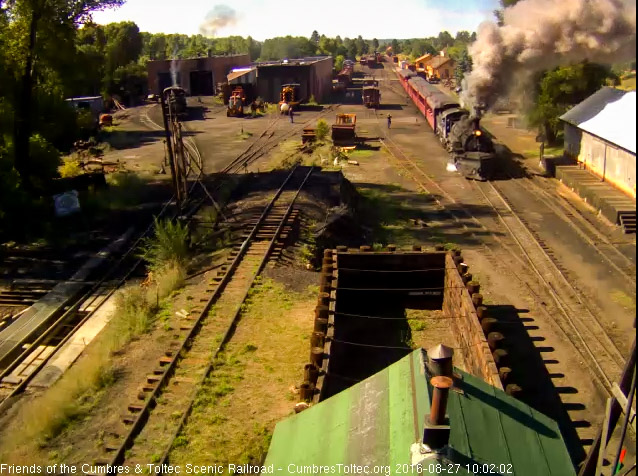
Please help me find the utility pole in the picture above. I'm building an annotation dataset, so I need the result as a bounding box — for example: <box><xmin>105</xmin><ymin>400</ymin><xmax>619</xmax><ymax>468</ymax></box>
<box><xmin>161</xmin><ymin>94</ymin><xmax>182</xmax><ymax>209</ymax></box>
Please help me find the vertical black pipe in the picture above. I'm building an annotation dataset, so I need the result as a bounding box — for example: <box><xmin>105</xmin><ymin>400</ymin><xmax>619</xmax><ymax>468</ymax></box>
<box><xmin>160</xmin><ymin>93</ymin><xmax>180</xmax><ymax>207</ymax></box>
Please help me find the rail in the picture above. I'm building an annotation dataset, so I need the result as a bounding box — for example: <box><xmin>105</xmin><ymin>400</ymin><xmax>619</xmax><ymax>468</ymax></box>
<box><xmin>93</xmin><ymin>166</ymin><xmax>313</xmax><ymax>469</ymax></box>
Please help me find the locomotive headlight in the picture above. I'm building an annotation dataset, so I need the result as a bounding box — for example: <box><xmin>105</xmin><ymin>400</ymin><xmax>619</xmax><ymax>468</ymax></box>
<box><xmin>474</xmin><ymin>130</ymin><xmax>482</xmax><ymax>136</ymax></box>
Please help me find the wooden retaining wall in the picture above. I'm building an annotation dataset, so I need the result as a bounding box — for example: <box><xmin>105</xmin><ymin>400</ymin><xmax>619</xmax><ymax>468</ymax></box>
<box><xmin>443</xmin><ymin>253</ymin><xmax>502</xmax><ymax>390</ymax></box>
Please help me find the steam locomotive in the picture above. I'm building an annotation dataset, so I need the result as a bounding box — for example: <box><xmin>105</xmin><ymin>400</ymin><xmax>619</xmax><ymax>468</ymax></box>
<box><xmin>398</xmin><ymin>71</ymin><xmax>496</xmax><ymax>180</ymax></box>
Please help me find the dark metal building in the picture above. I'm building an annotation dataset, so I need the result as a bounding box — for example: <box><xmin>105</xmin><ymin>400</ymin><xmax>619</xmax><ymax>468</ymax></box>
<box><xmin>228</xmin><ymin>56</ymin><xmax>334</xmax><ymax>103</ymax></box>
<box><xmin>147</xmin><ymin>54</ymin><xmax>250</xmax><ymax>96</ymax></box>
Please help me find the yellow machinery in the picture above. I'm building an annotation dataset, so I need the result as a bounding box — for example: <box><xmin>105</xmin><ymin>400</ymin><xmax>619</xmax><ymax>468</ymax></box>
<box><xmin>279</xmin><ymin>83</ymin><xmax>301</xmax><ymax>114</ymax></box>
<box><xmin>331</xmin><ymin>114</ymin><xmax>357</xmax><ymax>146</ymax></box>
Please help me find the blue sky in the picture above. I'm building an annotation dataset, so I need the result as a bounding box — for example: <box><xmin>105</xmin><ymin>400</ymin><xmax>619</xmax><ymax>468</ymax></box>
<box><xmin>92</xmin><ymin>0</ymin><xmax>499</xmax><ymax>40</ymax></box>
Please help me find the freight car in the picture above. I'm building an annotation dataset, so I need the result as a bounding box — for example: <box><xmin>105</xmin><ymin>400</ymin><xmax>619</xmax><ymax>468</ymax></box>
<box><xmin>400</xmin><ymin>75</ymin><xmax>496</xmax><ymax>180</ymax></box>
<box><xmin>336</xmin><ymin>65</ymin><xmax>353</xmax><ymax>86</ymax></box>
<box><xmin>362</xmin><ymin>86</ymin><xmax>380</xmax><ymax>108</ymax></box>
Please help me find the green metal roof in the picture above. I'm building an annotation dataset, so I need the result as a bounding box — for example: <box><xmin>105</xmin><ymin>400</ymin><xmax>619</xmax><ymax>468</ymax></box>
<box><xmin>264</xmin><ymin>350</ymin><xmax>575</xmax><ymax>476</ymax></box>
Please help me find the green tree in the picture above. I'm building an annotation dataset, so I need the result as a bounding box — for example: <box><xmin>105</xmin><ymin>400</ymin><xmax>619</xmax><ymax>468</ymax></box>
<box><xmin>455</xmin><ymin>31</ymin><xmax>472</xmax><ymax>43</ymax></box>
<box><xmin>454</xmin><ymin>47</ymin><xmax>472</xmax><ymax>85</ymax></box>
<box><xmin>355</xmin><ymin>35</ymin><xmax>368</xmax><ymax>56</ymax></box>
<box><xmin>344</xmin><ymin>37</ymin><xmax>357</xmax><ymax>59</ymax></box>
<box><xmin>372</xmin><ymin>38</ymin><xmax>379</xmax><ymax>51</ymax></box>
<box><xmin>390</xmin><ymin>39</ymin><xmax>400</xmax><ymax>54</ymax></box>
<box><xmin>435</xmin><ymin>31</ymin><xmax>454</xmax><ymax>50</ymax></box>
<box><xmin>334</xmin><ymin>54</ymin><xmax>345</xmax><ymax>72</ymax></box>
<box><xmin>310</xmin><ymin>30</ymin><xmax>320</xmax><ymax>44</ymax></box>
<box><xmin>9</xmin><ymin>0</ymin><xmax>124</xmax><ymax>188</ymax></box>
<box><xmin>528</xmin><ymin>63</ymin><xmax>615</xmax><ymax>143</ymax></box>
<box><xmin>259</xmin><ymin>36</ymin><xmax>315</xmax><ymax>60</ymax></box>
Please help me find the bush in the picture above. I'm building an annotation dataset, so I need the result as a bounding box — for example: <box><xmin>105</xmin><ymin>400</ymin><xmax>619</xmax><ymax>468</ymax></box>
<box><xmin>315</xmin><ymin>119</ymin><xmax>330</xmax><ymax>141</ymax></box>
<box><xmin>140</xmin><ymin>217</ymin><xmax>190</xmax><ymax>272</ymax></box>
<box><xmin>59</xmin><ymin>156</ymin><xmax>83</xmax><ymax>178</ymax></box>
<box><xmin>28</xmin><ymin>133</ymin><xmax>61</xmax><ymax>182</ymax></box>
<box><xmin>307</xmin><ymin>94</ymin><xmax>318</xmax><ymax>106</ymax></box>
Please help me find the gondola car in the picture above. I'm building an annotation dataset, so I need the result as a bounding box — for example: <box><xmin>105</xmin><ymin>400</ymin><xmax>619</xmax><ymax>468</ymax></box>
<box><xmin>401</xmin><ymin>75</ymin><xmax>496</xmax><ymax>180</ymax></box>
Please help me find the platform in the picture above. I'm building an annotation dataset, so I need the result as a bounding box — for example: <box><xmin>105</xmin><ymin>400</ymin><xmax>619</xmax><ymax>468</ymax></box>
<box><xmin>556</xmin><ymin>165</ymin><xmax>636</xmax><ymax>231</ymax></box>
<box><xmin>0</xmin><ymin>228</ymin><xmax>134</xmax><ymax>369</ymax></box>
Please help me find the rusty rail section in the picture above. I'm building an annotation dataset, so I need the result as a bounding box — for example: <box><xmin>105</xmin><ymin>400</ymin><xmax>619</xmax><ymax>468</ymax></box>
<box><xmin>96</xmin><ymin>166</ymin><xmax>313</xmax><ymax>470</ymax></box>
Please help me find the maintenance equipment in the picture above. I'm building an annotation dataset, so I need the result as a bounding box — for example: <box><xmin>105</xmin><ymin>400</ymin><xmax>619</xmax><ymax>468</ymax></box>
<box><xmin>331</xmin><ymin>114</ymin><xmax>357</xmax><ymax>147</ymax></box>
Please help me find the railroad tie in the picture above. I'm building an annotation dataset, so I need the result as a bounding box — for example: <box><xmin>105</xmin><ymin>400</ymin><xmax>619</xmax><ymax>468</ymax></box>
<box><xmin>128</xmin><ymin>403</ymin><xmax>144</xmax><ymax>413</ymax></box>
<box><xmin>121</xmin><ymin>414</ymin><xmax>137</xmax><ymax>425</ymax></box>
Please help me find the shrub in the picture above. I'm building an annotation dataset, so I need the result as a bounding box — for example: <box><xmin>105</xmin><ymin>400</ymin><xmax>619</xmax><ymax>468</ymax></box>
<box><xmin>140</xmin><ymin>218</ymin><xmax>190</xmax><ymax>272</ymax></box>
<box><xmin>59</xmin><ymin>156</ymin><xmax>83</xmax><ymax>178</ymax></box>
<box><xmin>315</xmin><ymin>119</ymin><xmax>330</xmax><ymax>141</ymax></box>
<box><xmin>29</xmin><ymin>133</ymin><xmax>61</xmax><ymax>182</ymax></box>
<box><xmin>307</xmin><ymin>94</ymin><xmax>318</xmax><ymax>106</ymax></box>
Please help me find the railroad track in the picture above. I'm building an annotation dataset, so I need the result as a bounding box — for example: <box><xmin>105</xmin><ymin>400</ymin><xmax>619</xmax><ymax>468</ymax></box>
<box><xmin>89</xmin><ymin>166</ymin><xmax>313</xmax><ymax>471</ymax></box>
<box><xmin>472</xmin><ymin>180</ymin><xmax>625</xmax><ymax>392</ymax></box>
<box><xmin>0</xmin><ymin>227</ymin><xmax>159</xmax><ymax>411</ymax></box>
<box><xmin>516</xmin><ymin>174</ymin><xmax>636</xmax><ymax>284</ymax></box>
<box><xmin>378</xmin><ymin>133</ymin><xmax>624</xmax><ymax>397</ymax></box>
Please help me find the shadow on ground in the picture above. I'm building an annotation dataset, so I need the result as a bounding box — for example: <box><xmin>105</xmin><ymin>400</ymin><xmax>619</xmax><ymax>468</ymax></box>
<box><xmin>486</xmin><ymin>304</ymin><xmax>588</xmax><ymax>466</ymax></box>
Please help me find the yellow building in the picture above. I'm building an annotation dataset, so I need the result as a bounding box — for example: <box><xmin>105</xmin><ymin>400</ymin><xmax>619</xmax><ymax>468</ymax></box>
<box><xmin>414</xmin><ymin>54</ymin><xmax>433</xmax><ymax>72</ymax></box>
<box><xmin>426</xmin><ymin>56</ymin><xmax>455</xmax><ymax>80</ymax></box>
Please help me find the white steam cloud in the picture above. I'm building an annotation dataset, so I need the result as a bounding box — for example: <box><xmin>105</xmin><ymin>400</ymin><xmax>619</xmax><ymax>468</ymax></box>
<box><xmin>462</xmin><ymin>0</ymin><xmax>636</xmax><ymax>111</ymax></box>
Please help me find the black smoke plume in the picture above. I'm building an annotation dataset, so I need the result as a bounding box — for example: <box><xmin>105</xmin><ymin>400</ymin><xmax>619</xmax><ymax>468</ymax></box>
<box><xmin>462</xmin><ymin>0</ymin><xmax>636</xmax><ymax>111</ymax></box>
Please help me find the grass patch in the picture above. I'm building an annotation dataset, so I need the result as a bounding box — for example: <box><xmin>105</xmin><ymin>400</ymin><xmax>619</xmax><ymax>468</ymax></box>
<box><xmin>346</xmin><ymin>149</ymin><xmax>375</xmax><ymax>160</ymax></box>
<box><xmin>521</xmin><ymin>145</ymin><xmax>564</xmax><ymax>159</ymax></box>
<box><xmin>267</xmin><ymin>139</ymin><xmax>303</xmax><ymax>170</ymax></box>
<box><xmin>0</xmin><ymin>264</ymin><xmax>184</xmax><ymax>460</ymax></box>
<box><xmin>168</xmin><ymin>278</ymin><xmax>314</xmax><ymax>468</ymax></box>
<box><xmin>619</xmin><ymin>75</ymin><xmax>636</xmax><ymax>91</ymax></box>
<box><xmin>611</xmin><ymin>290</ymin><xmax>636</xmax><ymax>312</ymax></box>
<box><xmin>357</xmin><ymin>186</ymin><xmax>415</xmax><ymax>245</ymax></box>
<box><xmin>315</xmin><ymin>119</ymin><xmax>329</xmax><ymax>141</ymax></box>
<box><xmin>82</xmin><ymin>171</ymin><xmax>152</xmax><ymax>212</ymax></box>
<box><xmin>237</xmin><ymin>130</ymin><xmax>254</xmax><ymax>141</ymax></box>
<box><xmin>140</xmin><ymin>218</ymin><xmax>190</xmax><ymax>272</ymax></box>
<box><xmin>59</xmin><ymin>157</ymin><xmax>83</xmax><ymax>178</ymax></box>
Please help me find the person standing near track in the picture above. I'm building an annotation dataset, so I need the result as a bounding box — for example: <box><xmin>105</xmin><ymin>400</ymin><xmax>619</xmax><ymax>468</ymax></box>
<box><xmin>387</xmin><ymin>114</ymin><xmax>392</xmax><ymax>129</ymax></box>
<box><xmin>289</xmin><ymin>107</ymin><xmax>294</xmax><ymax>123</ymax></box>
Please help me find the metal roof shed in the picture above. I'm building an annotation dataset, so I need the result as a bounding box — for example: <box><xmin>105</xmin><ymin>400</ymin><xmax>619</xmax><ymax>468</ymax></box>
<box><xmin>560</xmin><ymin>87</ymin><xmax>636</xmax><ymax>155</ymax></box>
<box><xmin>264</xmin><ymin>349</ymin><xmax>575</xmax><ymax>476</ymax></box>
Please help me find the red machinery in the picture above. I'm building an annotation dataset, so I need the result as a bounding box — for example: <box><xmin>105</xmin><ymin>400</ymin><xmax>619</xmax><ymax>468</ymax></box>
<box><xmin>227</xmin><ymin>86</ymin><xmax>246</xmax><ymax>117</ymax></box>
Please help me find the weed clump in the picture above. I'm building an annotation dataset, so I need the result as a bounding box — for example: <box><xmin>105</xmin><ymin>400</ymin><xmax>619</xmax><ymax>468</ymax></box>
<box><xmin>59</xmin><ymin>156</ymin><xmax>82</xmax><ymax>178</ymax></box>
<box><xmin>315</xmin><ymin>119</ymin><xmax>330</xmax><ymax>141</ymax></box>
<box><xmin>140</xmin><ymin>218</ymin><xmax>190</xmax><ymax>272</ymax></box>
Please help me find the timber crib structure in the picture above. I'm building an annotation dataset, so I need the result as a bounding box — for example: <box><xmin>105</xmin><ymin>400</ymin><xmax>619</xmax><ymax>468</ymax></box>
<box><xmin>300</xmin><ymin>245</ymin><xmax>523</xmax><ymax>404</ymax></box>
